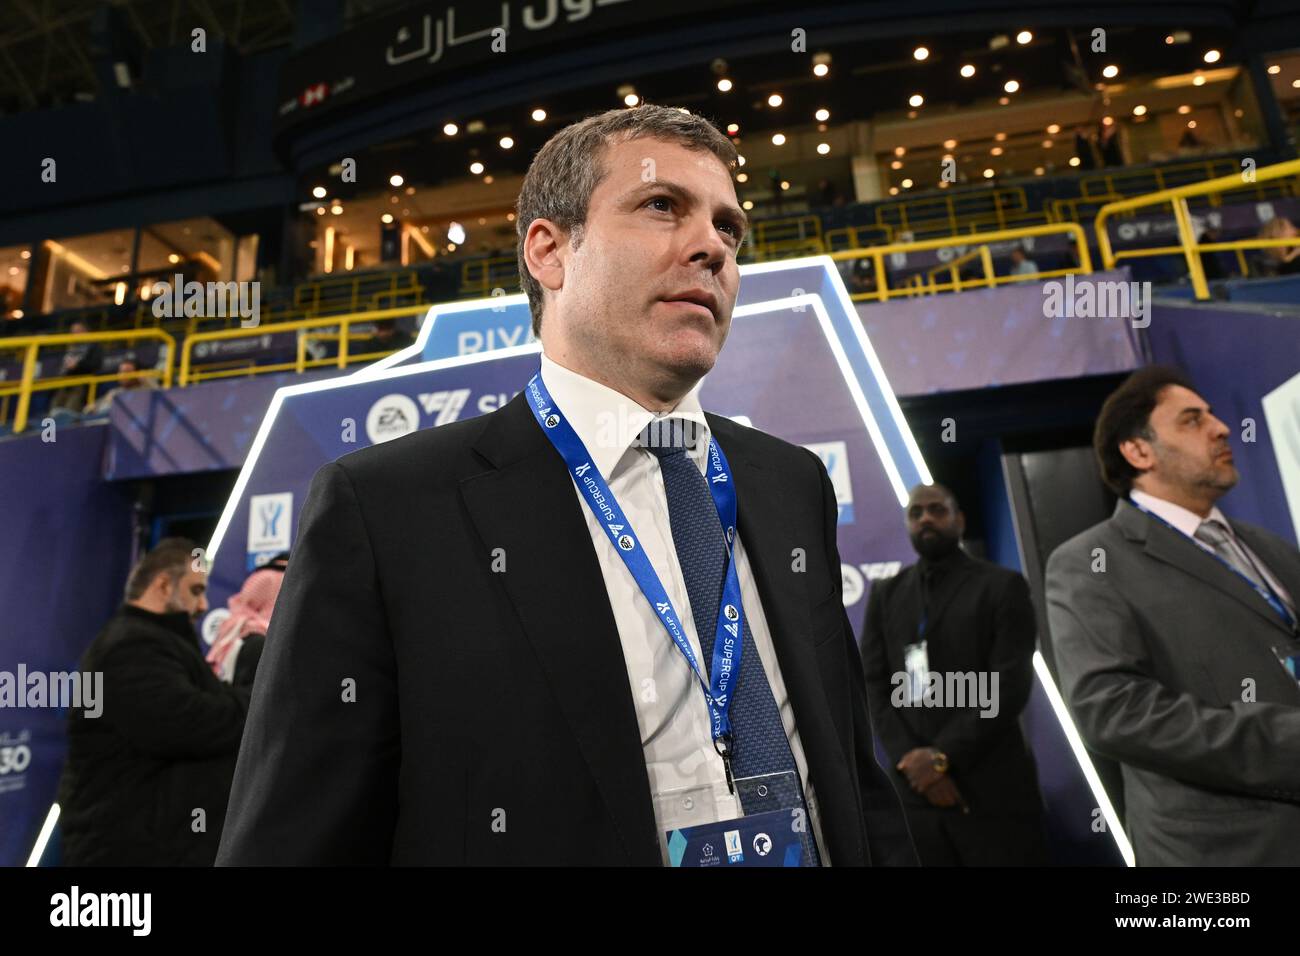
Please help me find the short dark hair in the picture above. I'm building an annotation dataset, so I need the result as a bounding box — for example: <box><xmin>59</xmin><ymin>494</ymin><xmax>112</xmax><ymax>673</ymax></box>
<box><xmin>1093</xmin><ymin>365</ymin><xmax>1195</xmax><ymax>495</ymax></box>
<box><xmin>124</xmin><ymin>536</ymin><xmax>199</xmax><ymax>600</ymax></box>
<box><xmin>515</xmin><ymin>104</ymin><xmax>738</xmax><ymax>337</ymax></box>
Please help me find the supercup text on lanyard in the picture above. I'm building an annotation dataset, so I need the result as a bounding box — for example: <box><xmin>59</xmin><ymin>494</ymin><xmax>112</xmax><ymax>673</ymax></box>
<box><xmin>525</xmin><ymin>372</ymin><xmax>747</xmax><ymax>792</ymax></box>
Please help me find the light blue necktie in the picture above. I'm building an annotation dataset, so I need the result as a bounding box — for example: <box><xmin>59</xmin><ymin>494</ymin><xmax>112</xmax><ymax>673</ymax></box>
<box><xmin>640</xmin><ymin>419</ymin><xmax>822</xmax><ymax>866</ymax></box>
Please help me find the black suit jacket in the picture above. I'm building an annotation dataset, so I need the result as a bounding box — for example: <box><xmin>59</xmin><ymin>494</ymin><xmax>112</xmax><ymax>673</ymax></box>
<box><xmin>860</xmin><ymin>551</ymin><xmax>1044</xmax><ymax>814</ymax></box>
<box><xmin>58</xmin><ymin>604</ymin><xmax>251</xmax><ymax>865</ymax></box>
<box><xmin>216</xmin><ymin>391</ymin><xmax>914</xmax><ymax>865</ymax></box>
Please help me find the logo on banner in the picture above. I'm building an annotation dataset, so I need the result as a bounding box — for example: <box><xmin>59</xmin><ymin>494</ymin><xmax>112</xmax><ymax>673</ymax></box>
<box><xmin>200</xmin><ymin>608</ymin><xmax>231</xmax><ymax>647</ymax></box>
<box><xmin>247</xmin><ymin>493</ymin><xmax>293</xmax><ymax>563</ymax></box>
<box><xmin>802</xmin><ymin>441</ymin><xmax>855</xmax><ymax>524</ymax></box>
<box><xmin>366</xmin><ymin>393</ymin><xmax>420</xmax><ymax>443</ymax></box>
<box><xmin>417</xmin><ymin>388</ymin><xmax>470</xmax><ymax>425</ymax></box>
<box><xmin>725</xmin><ymin>829</ymin><xmax>744</xmax><ymax>864</ymax></box>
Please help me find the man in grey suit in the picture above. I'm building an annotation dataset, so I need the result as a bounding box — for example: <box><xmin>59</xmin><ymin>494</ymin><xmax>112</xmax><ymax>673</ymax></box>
<box><xmin>1046</xmin><ymin>365</ymin><xmax>1300</xmax><ymax>865</ymax></box>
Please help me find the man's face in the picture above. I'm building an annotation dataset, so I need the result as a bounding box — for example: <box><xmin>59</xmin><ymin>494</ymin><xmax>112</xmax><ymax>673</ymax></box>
<box><xmin>164</xmin><ymin>569</ymin><xmax>209</xmax><ymax>621</ymax></box>
<box><xmin>540</xmin><ymin>136</ymin><xmax>745</xmax><ymax>397</ymax></box>
<box><xmin>906</xmin><ymin>488</ymin><xmax>964</xmax><ymax>560</ymax></box>
<box><xmin>1136</xmin><ymin>384</ymin><xmax>1238</xmax><ymax>498</ymax></box>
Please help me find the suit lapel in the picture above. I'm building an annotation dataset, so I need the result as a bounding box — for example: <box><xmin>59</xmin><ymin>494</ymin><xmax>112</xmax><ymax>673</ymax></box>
<box><xmin>459</xmin><ymin>394</ymin><xmax>660</xmax><ymax>864</ymax></box>
<box><xmin>1115</xmin><ymin>501</ymin><xmax>1295</xmax><ymax>637</ymax></box>
<box><xmin>709</xmin><ymin>415</ymin><xmax>865</xmax><ymax>865</ymax></box>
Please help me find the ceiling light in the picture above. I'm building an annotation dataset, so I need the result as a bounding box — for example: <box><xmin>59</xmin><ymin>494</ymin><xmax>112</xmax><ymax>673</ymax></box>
<box><xmin>1016</xmin><ymin>30</ymin><xmax>1032</xmax><ymax>45</ymax></box>
<box><xmin>736</xmin><ymin>172</ymin><xmax>748</xmax><ymax>182</ymax></box>
<box><xmin>889</xmin><ymin>186</ymin><xmax>899</xmax><ymax>195</ymax></box>
<box><xmin>1003</xmin><ymin>80</ymin><xmax>1020</xmax><ymax>93</ymax></box>
<box><xmin>890</xmin><ymin>159</ymin><xmax>903</xmax><ymax>169</ymax></box>
<box><xmin>470</xmin><ymin>162</ymin><xmax>485</xmax><ymax>174</ymax></box>
<box><xmin>381</xmin><ymin>213</ymin><xmax>393</xmax><ymax>224</ymax></box>
<box><xmin>943</xmin><ymin>138</ymin><xmax>958</xmax><ymax>149</ymax></box>
<box><xmin>1133</xmin><ymin>104</ymin><xmax>1147</xmax><ymax>116</ymax></box>
<box><xmin>330</xmin><ymin>205</ymin><xmax>343</xmax><ymax>215</ymax></box>
<box><xmin>902</xmin><ymin>178</ymin><xmax>913</xmax><ymax>188</ymax></box>
<box><xmin>812</xmin><ymin>63</ymin><xmax>829</xmax><ymax>77</ymax></box>
<box><xmin>499</xmin><ymin>136</ymin><xmax>514</xmax><ymax>149</ymax></box>
<box><xmin>1047</xmin><ymin>123</ymin><xmax>1061</xmax><ymax>134</ymax></box>
<box><xmin>960</xmin><ymin>64</ymin><xmax>976</xmax><ymax>78</ymax></box>
<box><xmin>909</xmin><ymin>93</ymin><xmax>925</xmax><ymax>107</ymax></box>
<box><xmin>1178</xmin><ymin>104</ymin><xmax>1191</xmax><ymax>114</ymax></box>
<box><xmin>311</xmin><ymin>186</ymin><xmax>326</xmax><ymax>199</ymax></box>
<box><xmin>1042</xmin><ymin>139</ymin><xmax>1053</xmax><ymax>148</ymax></box>
<box><xmin>913</xmin><ymin>47</ymin><xmax>929</xmax><ymax>61</ymax></box>
<box><xmin>1193</xmin><ymin>75</ymin><xmax>1206</xmax><ymax>86</ymax></box>
<box><xmin>815</xmin><ymin>108</ymin><xmax>830</xmax><ymax>121</ymax></box>
<box><xmin>168</xmin><ymin>254</ymin><xmax>180</xmax><ymax>264</ymax></box>
<box><xmin>718</xmin><ymin>78</ymin><xmax>733</xmax><ymax>91</ymax></box>
<box><xmin>1187</xmin><ymin>120</ymin><xmax>1198</xmax><ymax>128</ymax></box>
<box><xmin>768</xmin><ymin>93</ymin><xmax>783</xmax><ymax>107</ymax></box>
<box><xmin>817</xmin><ymin>142</ymin><xmax>830</xmax><ymax>154</ymax></box>
<box><xmin>995</xmin><ymin>132</ymin><xmax>1007</xmax><ymax>141</ymax></box>
<box><xmin>1203</xmin><ymin>49</ymin><xmax>1221</xmax><ymax>64</ymax></box>
<box><xmin>727</xmin><ymin>123</ymin><xmax>740</xmax><ymax>134</ymax></box>
<box><xmin>624</xmin><ymin>93</ymin><xmax>640</xmax><ymax>106</ymax></box>
<box><xmin>443</xmin><ymin>123</ymin><xmax>459</xmax><ymax>135</ymax></box>
<box><xmin>1268</xmin><ymin>64</ymin><xmax>1281</xmax><ymax>75</ymax></box>
<box><xmin>771</xmin><ymin>133</ymin><xmax>786</xmax><ymax>145</ymax></box>
<box><xmin>389</xmin><ymin>174</ymin><xmax>404</xmax><ymax>187</ymax></box>
<box><xmin>1102</xmin><ymin>65</ymin><xmax>1119</xmax><ymax>79</ymax></box>
<box><xmin>531</xmin><ymin>108</ymin><xmax>546</xmax><ymax>121</ymax></box>
<box><xmin>991</xmin><ymin>146</ymin><xmax>1004</xmax><ymax>155</ymax></box>
<box><xmin>983</xmin><ymin>168</ymin><xmax>994</xmax><ymax>178</ymax></box>
<box><xmin>1069</xmin><ymin>156</ymin><xmax>1081</xmax><ymax>166</ymax></box>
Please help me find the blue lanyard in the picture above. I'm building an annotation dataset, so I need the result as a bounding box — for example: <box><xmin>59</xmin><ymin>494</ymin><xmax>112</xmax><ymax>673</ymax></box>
<box><xmin>525</xmin><ymin>372</ymin><xmax>747</xmax><ymax>780</ymax></box>
<box><xmin>1130</xmin><ymin>499</ymin><xmax>1297</xmax><ymax>632</ymax></box>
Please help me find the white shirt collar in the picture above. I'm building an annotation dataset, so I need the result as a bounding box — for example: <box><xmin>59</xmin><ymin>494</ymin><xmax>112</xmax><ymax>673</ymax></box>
<box><xmin>1129</xmin><ymin>489</ymin><xmax>1232</xmax><ymax>541</ymax></box>
<box><xmin>538</xmin><ymin>352</ymin><xmax>710</xmax><ymax>478</ymax></box>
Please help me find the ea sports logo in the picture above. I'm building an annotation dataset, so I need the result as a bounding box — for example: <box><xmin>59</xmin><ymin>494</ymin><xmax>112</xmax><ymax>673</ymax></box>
<box><xmin>544</xmin><ymin>413</ymin><xmax>560</xmax><ymax>428</ymax></box>
<box><xmin>366</xmin><ymin>393</ymin><xmax>420</xmax><ymax>444</ymax></box>
<box><xmin>618</xmin><ymin>534</ymin><xmax>635</xmax><ymax>551</ymax></box>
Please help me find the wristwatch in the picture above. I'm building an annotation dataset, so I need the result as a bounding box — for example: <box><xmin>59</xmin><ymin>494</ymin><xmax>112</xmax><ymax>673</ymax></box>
<box><xmin>930</xmin><ymin>749</ymin><xmax>949</xmax><ymax>774</ymax></box>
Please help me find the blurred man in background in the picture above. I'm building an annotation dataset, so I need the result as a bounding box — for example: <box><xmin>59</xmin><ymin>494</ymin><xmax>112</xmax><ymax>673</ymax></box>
<box><xmin>58</xmin><ymin>537</ymin><xmax>251</xmax><ymax>866</ymax></box>
<box><xmin>861</xmin><ymin>484</ymin><xmax>1047</xmax><ymax>864</ymax></box>
<box><xmin>1047</xmin><ymin>367</ymin><xmax>1300</xmax><ymax>865</ymax></box>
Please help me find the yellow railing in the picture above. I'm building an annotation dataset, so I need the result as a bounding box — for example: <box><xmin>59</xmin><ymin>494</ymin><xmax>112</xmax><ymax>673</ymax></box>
<box><xmin>179</xmin><ymin>305</ymin><xmax>427</xmax><ymax>386</ymax></box>
<box><xmin>1095</xmin><ymin>158</ymin><xmax>1300</xmax><ymax>300</ymax></box>
<box><xmin>875</xmin><ymin>187</ymin><xmax>1030</xmax><ymax>237</ymax></box>
<box><xmin>923</xmin><ymin>246</ymin><xmax>996</xmax><ymax>295</ymax></box>
<box><xmin>460</xmin><ymin>256</ymin><xmax>520</xmax><ymax>298</ymax></box>
<box><xmin>0</xmin><ymin>329</ymin><xmax>175</xmax><ymax>434</ymax></box>
<box><xmin>292</xmin><ymin>270</ymin><xmax>423</xmax><ymax>314</ymax></box>
<box><xmin>830</xmin><ymin>222</ymin><xmax>1094</xmax><ymax>303</ymax></box>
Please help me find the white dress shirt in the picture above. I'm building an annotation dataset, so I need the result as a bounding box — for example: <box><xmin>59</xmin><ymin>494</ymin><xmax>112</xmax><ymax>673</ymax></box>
<box><xmin>1130</xmin><ymin>489</ymin><xmax>1295</xmax><ymax>614</ymax></box>
<box><xmin>539</xmin><ymin>353</ymin><xmax>829</xmax><ymax>864</ymax></box>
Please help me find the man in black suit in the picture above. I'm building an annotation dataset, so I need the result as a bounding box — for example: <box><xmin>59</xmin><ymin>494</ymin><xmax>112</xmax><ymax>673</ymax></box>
<box><xmin>860</xmin><ymin>484</ymin><xmax>1048</xmax><ymax>865</ymax></box>
<box><xmin>217</xmin><ymin>105</ymin><xmax>914</xmax><ymax>866</ymax></box>
<box><xmin>59</xmin><ymin>537</ymin><xmax>251</xmax><ymax>865</ymax></box>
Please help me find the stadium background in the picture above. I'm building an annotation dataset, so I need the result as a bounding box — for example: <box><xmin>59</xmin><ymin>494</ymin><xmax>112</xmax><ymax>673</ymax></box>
<box><xmin>1</xmin><ymin>0</ymin><xmax>1299</xmax><ymax>866</ymax></box>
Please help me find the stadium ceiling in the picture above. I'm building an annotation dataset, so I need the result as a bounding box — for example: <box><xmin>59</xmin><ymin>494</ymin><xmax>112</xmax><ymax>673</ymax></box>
<box><xmin>0</xmin><ymin>0</ymin><xmax>413</xmax><ymax>113</ymax></box>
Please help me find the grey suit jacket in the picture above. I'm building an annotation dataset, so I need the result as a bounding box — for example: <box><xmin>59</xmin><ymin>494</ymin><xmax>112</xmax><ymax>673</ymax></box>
<box><xmin>1045</xmin><ymin>499</ymin><xmax>1300</xmax><ymax>866</ymax></box>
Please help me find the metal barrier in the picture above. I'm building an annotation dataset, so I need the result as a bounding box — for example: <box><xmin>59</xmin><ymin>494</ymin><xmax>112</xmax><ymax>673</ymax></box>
<box><xmin>291</xmin><ymin>269</ymin><xmax>423</xmax><ymax>314</ymax></box>
<box><xmin>1095</xmin><ymin>158</ymin><xmax>1300</xmax><ymax>299</ymax></box>
<box><xmin>177</xmin><ymin>304</ymin><xmax>428</xmax><ymax>386</ymax></box>
<box><xmin>460</xmin><ymin>256</ymin><xmax>520</xmax><ymax>298</ymax></box>
<box><xmin>0</xmin><ymin>329</ymin><xmax>175</xmax><ymax>434</ymax></box>
<box><xmin>923</xmin><ymin>246</ymin><xmax>996</xmax><ymax>295</ymax></box>
<box><xmin>830</xmin><ymin>221</ymin><xmax>1093</xmax><ymax>303</ymax></box>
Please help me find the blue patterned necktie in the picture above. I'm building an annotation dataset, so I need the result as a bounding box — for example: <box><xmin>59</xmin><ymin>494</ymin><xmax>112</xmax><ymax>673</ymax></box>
<box><xmin>639</xmin><ymin>419</ymin><xmax>822</xmax><ymax>866</ymax></box>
